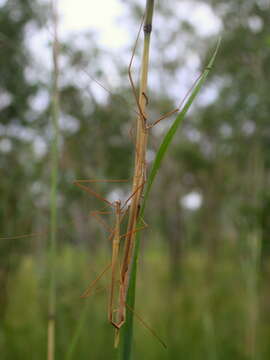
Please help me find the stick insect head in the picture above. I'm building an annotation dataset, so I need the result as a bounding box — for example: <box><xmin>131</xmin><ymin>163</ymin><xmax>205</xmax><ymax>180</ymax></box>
<box><xmin>113</xmin><ymin>199</ymin><xmax>122</xmax><ymax>212</ymax></box>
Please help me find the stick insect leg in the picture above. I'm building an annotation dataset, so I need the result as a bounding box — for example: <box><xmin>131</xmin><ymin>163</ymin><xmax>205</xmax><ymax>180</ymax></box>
<box><xmin>74</xmin><ymin>179</ymin><xmax>129</xmax><ymax>207</ymax></box>
<box><xmin>119</xmin><ymin>215</ymin><xmax>148</xmax><ymax>240</ymax></box>
<box><xmin>75</xmin><ymin>179</ymin><xmax>130</xmax><ymax>234</ymax></box>
<box><xmin>0</xmin><ymin>231</ymin><xmax>47</xmax><ymax>240</ymax></box>
<box><xmin>128</xmin><ymin>14</ymin><xmax>148</xmax><ymax>126</ymax></box>
<box><xmin>74</xmin><ymin>180</ymin><xmax>113</xmax><ymax>207</ymax></box>
<box><xmin>121</xmin><ymin>180</ymin><xmax>146</xmax><ymax>210</ymax></box>
<box><xmin>147</xmin><ymin>71</ymin><xmax>205</xmax><ymax>129</ymax></box>
<box><xmin>90</xmin><ymin>206</ymin><xmax>114</xmax><ymax>233</ymax></box>
<box><xmin>75</xmin><ymin>179</ymin><xmax>127</xmax><ymax>300</ymax></box>
<box><xmin>128</xmin><ymin>122</ymin><xmax>141</xmax><ymax>162</ymax></box>
<box><xmin>86</xmin><ymin>204</ymin><xmax>129</xmax><ymax>303</ymax></box>
<box><xmin>147</xmin><ymin>108</ymin><xmax>179</xmax><ymax>129</ymax></box>
<box><xmin>81</xmin><ymin>206</ymin><xmax>124</xmax><ymax>301</ymax></box>
<box><xmin>80</xmin><ymin>263</ymin><xmax>112</xmax><ymax>298</ymax></box>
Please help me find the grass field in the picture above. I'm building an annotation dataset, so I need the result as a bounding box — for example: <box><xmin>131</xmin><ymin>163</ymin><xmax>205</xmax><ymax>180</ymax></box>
<box><xmin>1</xmin><ymin>236</ymin><xmax>268</xmax><ymax>360</ymax></box>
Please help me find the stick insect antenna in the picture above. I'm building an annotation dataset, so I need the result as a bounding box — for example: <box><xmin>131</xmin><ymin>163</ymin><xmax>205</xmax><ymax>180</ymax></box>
<box><xmin>121</xmin><ymin>181</ymin><xmax>145</xmax><ymax>210</ymax></box>
<box><xmin>74</xmin><ymin>179</ymin><xmax>129</xmax><ymax>207</ymax></box>
<box><xmin>45</xmin><ymin>25</ymin><xmax>141</xmax><ymax>119</ymax></box>
<box><xmin>0</xmin><ymin>232</ymin><xmax>46</xmax><ymax>240</ymax></box>
<box><xmin>128</xmin><ymin>13</ymin><xmax>147</xmax><ymax>124</ymax></box>
<box><xmin>81</xmin><ymin>263</ymin><xmax>112</xmax><ymax>298</ymax></box>
<box><xmin>147</xmin><ymin>70</ymin><xmax>206</xmax><ymax>129</ymax></box>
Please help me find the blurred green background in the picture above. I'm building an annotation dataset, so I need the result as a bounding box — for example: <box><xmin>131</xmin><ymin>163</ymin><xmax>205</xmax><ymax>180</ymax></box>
<box><xmin>1</xmin><ymin>0</ymin><xmax>270</xmax><ymax>359</ymax></box>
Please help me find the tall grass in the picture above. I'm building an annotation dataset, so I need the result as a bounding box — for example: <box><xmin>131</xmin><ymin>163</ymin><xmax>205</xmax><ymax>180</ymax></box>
<box><xmin>3</xmin><ymin>243</ymin><xmax>266</xmax><ymax>360</ymax></box>
<box><xmin>46</xmin><ymin>2</ymin><xmax>220</xmax><ymax>358</ymax></box>
<box><xmin>48</xmin><ymin>1</ymin><xmax>60</xmax><ymax>359</ymax></box>
<box><xmin>120</xmin><ymin>0</ymin><xmax>155</xmax><ymax>356</ymax></box>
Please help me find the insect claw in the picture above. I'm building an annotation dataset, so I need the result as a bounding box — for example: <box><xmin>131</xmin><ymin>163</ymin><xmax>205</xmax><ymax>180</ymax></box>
<box><xmin>142</xmin><ymin>91</ymin><xmax>149</xmax><ymax>106</ymax></box>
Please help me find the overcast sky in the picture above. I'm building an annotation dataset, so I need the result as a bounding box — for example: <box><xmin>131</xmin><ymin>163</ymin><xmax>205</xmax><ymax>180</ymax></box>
<box><xmin>58</xmin><ymin>0</ymin><xmax>221</xmax><ymax>48</ymax></box>
<box><xmin>58</xmin><ymin>0</ymin><xmax>129</xmax><ymax>49</ymax></box>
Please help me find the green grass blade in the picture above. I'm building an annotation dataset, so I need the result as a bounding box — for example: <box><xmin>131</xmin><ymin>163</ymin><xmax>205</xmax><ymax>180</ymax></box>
<box><xmin>121</xmin><ymin>39</ymin><xmax>221</xmax><ymax>360</ymax></box>
<box><xmin>48</xmin><ymin>2</ymin><xmax>60</xmax><ymax>359</ymax></box>
<box><xmin>65</xmin><ymin>302</ymin><xmax>90</xmax><ymax>360</ymax></box>
<box><xmin>143</xmin><ymin>38</ymin><xmax>221</xmax><ymax>205</ymax></box>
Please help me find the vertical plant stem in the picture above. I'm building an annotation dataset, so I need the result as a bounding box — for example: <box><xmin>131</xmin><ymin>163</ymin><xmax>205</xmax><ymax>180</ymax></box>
<box><xmin>121</xmin><ymin>37</ymin><xmax>220</xmax><ymax>358</ymax></box>
<box><xmin>48</xmin><ymin>1</ymin><xmax>60</xmax><ymax>359</ymax></box>
<box><xmin>65</xmin><ymin>301</ymin><xmax>90</xmax><ymax>360</ymax></box>
<box><xmin>121</xmin><ymin>0</ymin><xmax>155</xmax><ymax>358</ymax></box>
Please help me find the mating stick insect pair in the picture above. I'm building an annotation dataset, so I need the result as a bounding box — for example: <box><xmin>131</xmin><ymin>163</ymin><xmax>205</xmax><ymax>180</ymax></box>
<box><xmin>73</xmin><ymin>11</ymin><xmax>210</xmax><ymax>348</ymax></box>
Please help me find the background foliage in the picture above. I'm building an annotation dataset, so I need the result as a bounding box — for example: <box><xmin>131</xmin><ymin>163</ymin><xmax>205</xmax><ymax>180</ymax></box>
<box><xmin>0</xmin><ymin>0</ymin><xmax>269</xmax><ymax>359</ymax></box>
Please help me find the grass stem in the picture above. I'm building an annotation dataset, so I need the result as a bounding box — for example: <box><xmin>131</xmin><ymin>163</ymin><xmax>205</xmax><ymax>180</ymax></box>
<box><xmin>48</xmin><ymin>1</ymin><xmax>60</xmax><ymax>359</ymax></box>
<box><xmin>120</xmin><ymin>1</ymin><xmax>155</xmax><ymax>358</ymax></box>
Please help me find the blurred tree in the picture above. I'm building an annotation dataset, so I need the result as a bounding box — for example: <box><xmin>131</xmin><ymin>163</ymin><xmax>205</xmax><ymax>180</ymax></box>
<box><xmin>0</xmin><ymin>0</ymin><xmax>47</xmax><ymax>316</ymax></box>
<box><xmin>0</xmin><ymin>0</ymin><xmax>270</xmax><ymax>358</ymax></box>
<box><xmin>195</xmin><ymin>0</ymin><xmax>270</xmax><ymax>259</ymax></box>
<box><xmin>116</xmin><ymin>0</ymin><xmax>270</xmax><ymax>281</ymax></box>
